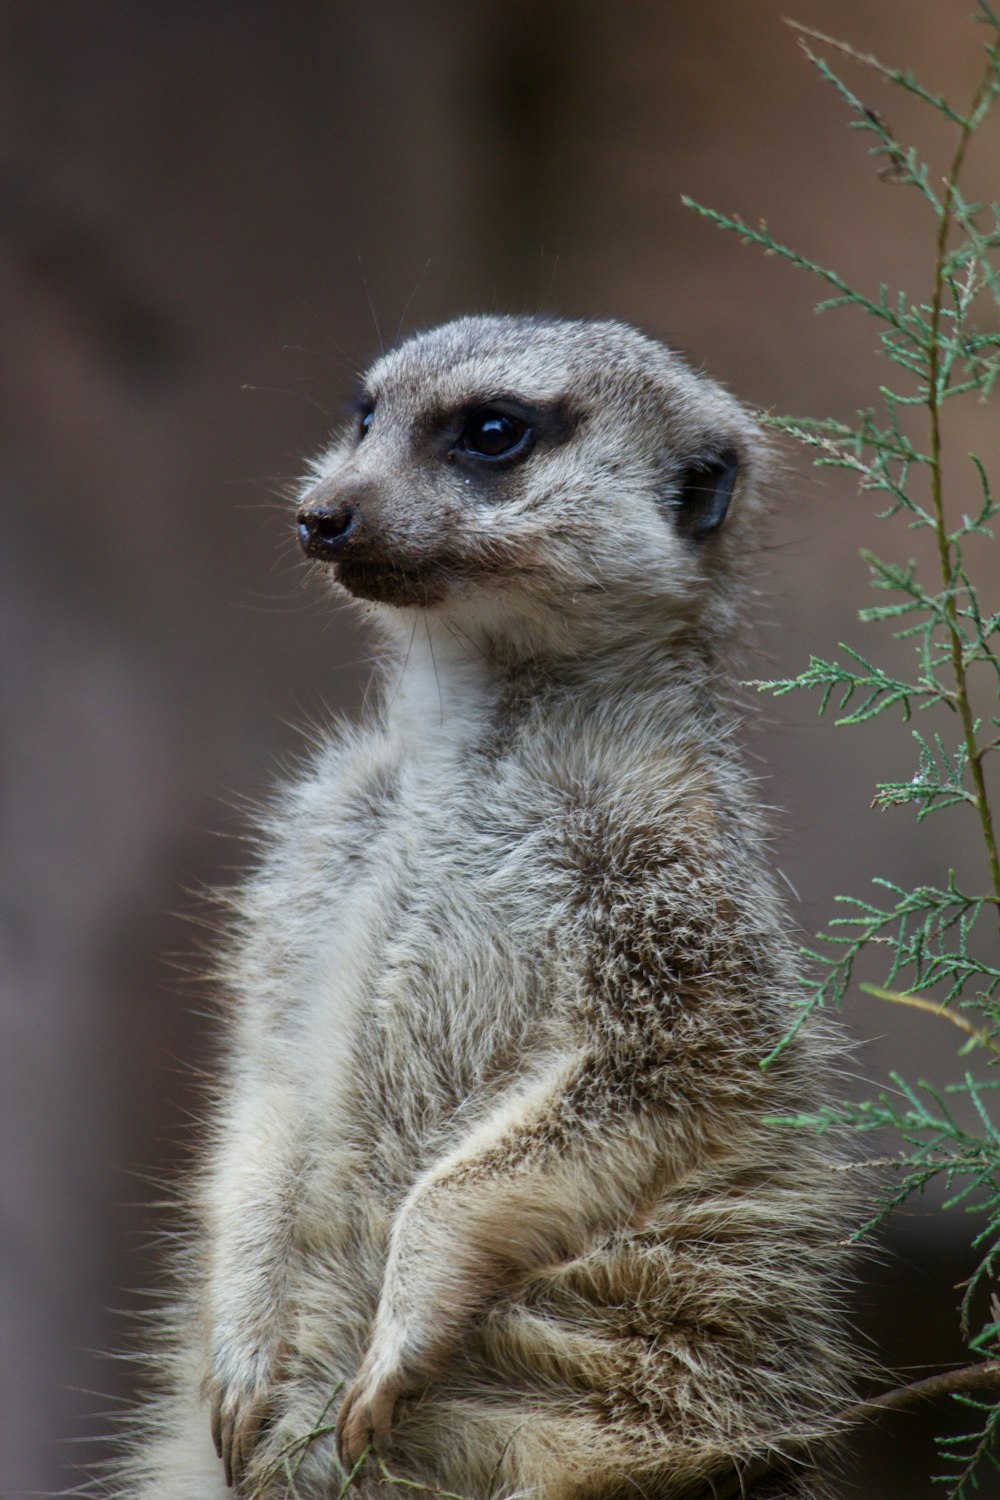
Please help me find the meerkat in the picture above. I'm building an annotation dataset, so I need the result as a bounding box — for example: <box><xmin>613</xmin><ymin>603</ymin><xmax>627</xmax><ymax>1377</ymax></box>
<box><xmin>115</xmin><ymin>315</ymin><xmax>859</xmax><ymax>1500</ymax></box>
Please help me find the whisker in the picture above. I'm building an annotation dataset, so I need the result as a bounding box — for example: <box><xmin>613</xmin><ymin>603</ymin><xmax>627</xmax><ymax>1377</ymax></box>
<box><xmin>358</xmin><ymin>255</ymin><xmax>384</xmax><ymax>356</ymax></box>
<box><xmin>396</xmin><ymin>259</ymin><xmax>433</xmax><ymax>344</ymax></box>
<box><xmin>424</xmin><ymin>616</ymin><xmax>444</xmax><ymax>728</ymax></box>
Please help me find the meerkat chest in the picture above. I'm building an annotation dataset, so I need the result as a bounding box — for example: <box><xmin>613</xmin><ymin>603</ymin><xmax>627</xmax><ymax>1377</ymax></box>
<box><xmin>371</xmin><ymin>755</ymin><xmax>564</xmax><ymax>1042</ymax></box>
<box><xmin>294</xmin><ymin>731</ymin><xmax>573</xmax><ymax>1147</ymax></box>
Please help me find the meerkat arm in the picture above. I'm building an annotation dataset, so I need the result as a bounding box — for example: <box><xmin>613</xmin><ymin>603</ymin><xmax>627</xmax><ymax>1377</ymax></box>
<box><xmin>201</xmin><ymin>1072</ymin><xmax>305</xmax><ymax>1487</ymax></box>
<box><xmin>337</xmin><ymin>1019</ymin><xmax>769</xmax><ymax>1467</ymax></box>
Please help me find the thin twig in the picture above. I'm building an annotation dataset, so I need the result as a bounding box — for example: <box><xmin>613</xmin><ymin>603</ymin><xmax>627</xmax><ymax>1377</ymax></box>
<box><xmin>784</xmin><ymin>21</ymin><xmax>969</xmax><ymax>123</ymax></box>
<box><xmin>688</xmin><ymin>1363</ymin><xmax>1000</xmax><ymax>1500</ymax></box>
<box><xmin>861</xmin><ymin>982</ymin><xmax>1000</xmax><ymax>1060</ymax></box>
<box><xmin>924</xmin><ymin>54</ymin><xmax>1000</xmax><ymax>910</ymax></box>
<box><xmin>848</xmin><ymin>1362</ymin><xmax>1000</xmax><ymax>1416</ymax></box>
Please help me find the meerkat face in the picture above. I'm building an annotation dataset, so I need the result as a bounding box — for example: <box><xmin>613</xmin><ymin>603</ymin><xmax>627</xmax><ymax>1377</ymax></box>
<box><xmin>297</xmin><ymin>316</ymin><xmax>767</xmax><ymax>653</ymax></box>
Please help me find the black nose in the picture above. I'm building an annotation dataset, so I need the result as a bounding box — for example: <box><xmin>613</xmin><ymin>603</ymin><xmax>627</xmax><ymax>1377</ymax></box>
<box><xmin>297</xmin><ymin>503</ymin><xmax>359</xmax><ymax>560</ymax></box>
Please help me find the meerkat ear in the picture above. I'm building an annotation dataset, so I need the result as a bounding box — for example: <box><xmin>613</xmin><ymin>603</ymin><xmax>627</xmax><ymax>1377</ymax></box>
<box><xmin>671</xmin><ymin>448</ymin><xmax>740</xmax><ymax>542</ymax></box>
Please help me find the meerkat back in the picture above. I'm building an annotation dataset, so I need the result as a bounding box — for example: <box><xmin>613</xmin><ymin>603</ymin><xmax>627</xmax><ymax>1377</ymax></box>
<box><xmin>114</xmin><ymin>316</ymin><xmax>858</xmax><ymax>1500</ymax></box>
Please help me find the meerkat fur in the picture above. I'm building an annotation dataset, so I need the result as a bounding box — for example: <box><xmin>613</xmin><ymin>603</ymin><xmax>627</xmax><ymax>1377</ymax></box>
<box><xmin>111</xmin><ymin>315</ymin><xmax>860</xmax><ymax>1500</ymax></box>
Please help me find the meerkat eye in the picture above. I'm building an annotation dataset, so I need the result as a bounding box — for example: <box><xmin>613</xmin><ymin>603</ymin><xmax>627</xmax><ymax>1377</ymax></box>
<box><xmin>357</xmin><ymin>406</ymin><xmax>375</xmax><ymax>441</ymax></box>
<box><xmin>457</xmin><ymin>409</ymin><xmax>533</xmax><ymax>463</ymax></box>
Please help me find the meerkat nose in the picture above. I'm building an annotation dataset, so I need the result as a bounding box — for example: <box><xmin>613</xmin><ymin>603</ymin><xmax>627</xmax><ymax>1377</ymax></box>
<box><xmin>297</xmin><ymin>502</ymin><xmax>359</xmax><ymax>560</ymax></box>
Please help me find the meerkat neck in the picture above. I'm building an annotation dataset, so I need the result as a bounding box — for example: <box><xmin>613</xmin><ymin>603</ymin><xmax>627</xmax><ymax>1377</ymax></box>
<box><xmin>374</xmin><ymin>619</ymin><xmax>500</xmax><ymax>750</ymax></box>
<box><xmin>373</xmin><ymin>613</ymin><xmax>733</xmax><ymax>758</ymax></box>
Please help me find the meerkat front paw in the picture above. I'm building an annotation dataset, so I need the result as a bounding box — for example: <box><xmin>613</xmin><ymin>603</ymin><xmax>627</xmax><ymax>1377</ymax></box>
<box><xmin>335</xmin><ymin>1333</ymin><xmax>426</xmax><ymax>1471</ymax></box>
<box><xmin>206</xmin><ymin>1345</ymin><xmax>285</xmax><ymax>1489</ymax></box>
<box><xmin>336</xmin><ymin>1368</ymin><xmax>407</xmax><ymax>1470</ymax></box>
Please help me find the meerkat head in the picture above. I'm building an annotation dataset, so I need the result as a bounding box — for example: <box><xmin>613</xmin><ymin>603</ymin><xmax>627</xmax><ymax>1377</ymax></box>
<box><xmin>297</xmin><ymin>316</ymin><xmax>769</xmax><ymax>662</ymax></box>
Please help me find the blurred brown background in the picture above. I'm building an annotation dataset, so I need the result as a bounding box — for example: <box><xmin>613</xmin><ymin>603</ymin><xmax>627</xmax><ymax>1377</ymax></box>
<box><xmin>2</xmin><ymin>2</ymin><xmax>998</xmax><ymax>1496</ymax></box>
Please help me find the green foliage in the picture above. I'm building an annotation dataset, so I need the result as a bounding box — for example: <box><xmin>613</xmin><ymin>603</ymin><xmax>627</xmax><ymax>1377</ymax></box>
<box><xmin>688</xmin><ymin>8</ymin><xmax>1000</xmax><ymax>1495</ymax></box>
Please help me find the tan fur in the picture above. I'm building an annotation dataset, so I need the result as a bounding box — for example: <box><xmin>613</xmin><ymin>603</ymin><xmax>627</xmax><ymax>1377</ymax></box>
<box><xmin>111</xmin><ymin>317</ymin><xmax>859</xmax><ymax>1500</ymax></box>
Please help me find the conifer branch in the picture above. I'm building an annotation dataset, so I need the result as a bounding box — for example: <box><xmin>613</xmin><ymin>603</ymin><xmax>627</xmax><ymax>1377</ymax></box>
<box><xmin>926</xmin><ymin>56</ymin><xmax>1000</xmax><ymax>909</ymax></box>
<box><xmin>688</xmin><ymin>12</ymin><xmax>1000</xmax><ymax>1491</ymax></box>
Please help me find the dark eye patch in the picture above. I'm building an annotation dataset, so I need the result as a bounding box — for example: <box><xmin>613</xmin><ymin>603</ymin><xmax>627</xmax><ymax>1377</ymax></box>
<box><xmin>436</xmin><ymin>395</ymin><xmax>576</xmax><ymax>472</ymax></box>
